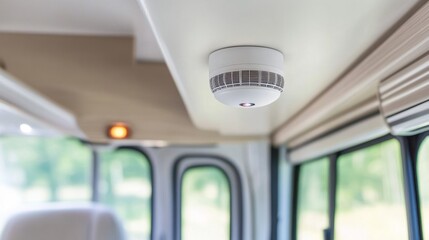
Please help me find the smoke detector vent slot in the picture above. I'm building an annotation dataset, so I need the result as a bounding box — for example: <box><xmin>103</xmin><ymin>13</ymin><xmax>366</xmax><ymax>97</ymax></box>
<box><xmin>210</xmin><ymin>70</ymin><xmax>284</xmax><ymax>93</ymax></box>
<box><xmin>209</xmin><ymin>46</ymin><xmax>285</xmax><ymax>108</ymax></box>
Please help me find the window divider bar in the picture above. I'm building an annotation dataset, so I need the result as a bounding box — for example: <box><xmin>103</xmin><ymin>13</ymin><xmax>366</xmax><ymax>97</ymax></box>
<box><xmin>91</xmin><ymin>148</ymin><xmax>100</xmax><ymax>202</ymax></box>
<box><xmin>400</xmin><ymin>136</ymin><xmax>423</xmax><ymax>240</ymax></box>
<box><xmin>327</xmin><ymin>154</ymin><xmax>337</xmax><ymax>240</ymax></box>
<box><xmin>289</xmin><ymin>165</ymin><xmax>300</xmax><ymax>240</ymax></box>
<box><xmin>270</xmin><ymin>147</ymin><xmax>279</xmax><ymax>240</ymax></box>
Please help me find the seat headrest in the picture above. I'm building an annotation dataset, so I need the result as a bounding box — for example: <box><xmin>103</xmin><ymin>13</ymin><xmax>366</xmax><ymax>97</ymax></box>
<box><xmin>1</xmin><ymin>204</ymin><xmax>125</xmax><ymax>240</ymax></box>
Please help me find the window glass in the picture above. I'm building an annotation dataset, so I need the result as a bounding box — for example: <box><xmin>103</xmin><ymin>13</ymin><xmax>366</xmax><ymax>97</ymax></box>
<box><xmin>296</xmin><ymin>158</ymin><xmax>329</xmax><ymax>240</ymax></box>
<box><xmin>418</xmin><ymin>137</ymin><xmax>429</xmax><ymax>240</ymax></box>
<box><xmin>99</xmin><ymin>148</ymin><xmax>152</xmax><ymax>240</ymax></box>
<box><xmin>0</xmin><ymin>136</ymin><xmax>92</xmax><ymax>228</ymax></box>
<box><xmin>335</xmin><ymin>139</ymin><xmax>407</xmax><ymax>240</ymax></box>
<box><xmin>181</xmin><ymin>167</ymin><xmax>230</xmax><ymax>240</ymax></box>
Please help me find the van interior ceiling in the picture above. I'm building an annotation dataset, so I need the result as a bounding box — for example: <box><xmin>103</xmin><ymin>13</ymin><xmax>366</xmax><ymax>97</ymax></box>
<box><xmin>0</xmin><ymin>0</ymin><xmax>428</xmax><ymax>240</ymax></box>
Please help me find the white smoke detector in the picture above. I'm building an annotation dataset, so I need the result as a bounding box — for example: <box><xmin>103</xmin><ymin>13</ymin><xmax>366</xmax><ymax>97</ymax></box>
<box><xmin>209</xmin><ymin>46</ymin><xmax>284</xmax><ymax>108</ymax></box>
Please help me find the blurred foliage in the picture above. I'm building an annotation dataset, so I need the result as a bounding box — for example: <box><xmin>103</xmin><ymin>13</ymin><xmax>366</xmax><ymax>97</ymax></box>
<box><xmin>297</xmin><ymin>140</ymin><xmax>408</xmax><ymax>240</ymax></box>
<box><xmin>182</xmin><ymin>167</ymin><xmax>230</xmax><ymax>240</ymax></box>
<box><xmin>99</xmin><ymin>148</ymin><xmax>152</xmax><ymax>240</ymax></box>
<box><xmin>0</xmin><ymin>136</ymin><xmax>92</xmax><ymax>202</ymax></box>
<box><xmin>335</xmin><ymin>139</ymin><xmax>408</xmax><ymax>240</ymax></box>
<box><xmin>296</xmin><ymin>158</ymin><xmax>329</xmax><ymax>240</ymax></box>
<box><xmin>336</xmin><ymin>139</ymin><xmax>404</xmax><ymax>210</ymax></box>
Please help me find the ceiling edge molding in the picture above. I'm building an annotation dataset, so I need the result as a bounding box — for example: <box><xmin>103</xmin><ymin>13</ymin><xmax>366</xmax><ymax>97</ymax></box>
<box><xmin>289</xmin><ymin>115</ymin><xmax>389</xmax><ymax>164</ymax></box>
<box><xmin>136</xmin><ymin>0</ymin><xmax>202</xmax><ymax>129</ymax></box>
<box><xmin>272</xmin><ymin>1</ymin><xmax>429</xmax><ymax>146</ymax></box>
<box><xmin>288</xmin><ymin>97</ymin><xmax>379</xmax><ymax>149</ymax></box>
<box><xmin>0</xmin><ymin>69</ymin><xmax>84</xmax><ymax>137</ymax></box>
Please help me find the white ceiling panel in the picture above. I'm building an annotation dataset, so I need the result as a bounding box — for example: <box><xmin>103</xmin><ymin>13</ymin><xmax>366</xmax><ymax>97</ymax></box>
<box><xmin>0</xmin><ymin>0</ymin><xmax>420</xmax><ymax>138</ymax></box>
<box><xmin>0</xmin><ymin>0</ymin><xmax>137</xmax><ymax>35</ymax></box>
<box><xmin>140</xmin><ymin>0</ymin><xmax>418</xmax><ymax>136</ymax></box>
<box><xmin>134</xmin><ymin>13</ymin><xmax>164</xmax><ymax>62</ymax></box>
<box><xmin>0</xmin><ymin>0</ymin><xmax>163</xmax><ymax>61</ymax></box>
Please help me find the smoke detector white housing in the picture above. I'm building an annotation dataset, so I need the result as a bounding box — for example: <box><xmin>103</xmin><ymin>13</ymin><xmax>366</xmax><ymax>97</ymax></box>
<box><xmin>209</xmin><ymin>46</ymin><xmax>284</xmax><ymax>108</ymax></box>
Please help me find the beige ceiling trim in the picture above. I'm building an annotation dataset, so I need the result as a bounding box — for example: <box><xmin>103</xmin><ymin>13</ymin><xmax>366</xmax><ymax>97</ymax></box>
<box><xmin>273</xmin><ymin>1</ymin><xmax>429</xmax><ymax>146</ymax></box>
<box><xmin>289</xmin><ymin>114</ymin><xmax>389</xmax><ymax>164</ymax></box>
<box><xmin>0</xmin><ymin>33</ymin><xmax>260</xmax><ymax>144</ymax></box>
<box><xmin>288</xmin><ymin>97</ymin><xmax>379</xmax><ymax>149</ymax></box>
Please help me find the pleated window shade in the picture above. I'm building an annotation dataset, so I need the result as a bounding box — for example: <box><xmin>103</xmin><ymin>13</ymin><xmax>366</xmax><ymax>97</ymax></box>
<box><xmin>379</xmin><ymin>53</ymin><xmax>429</xmax><ymax>136</ymax></box>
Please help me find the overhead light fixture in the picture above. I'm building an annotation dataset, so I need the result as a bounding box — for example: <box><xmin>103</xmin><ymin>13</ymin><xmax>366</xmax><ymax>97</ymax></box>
<box><xmin>19</xmin><ymin>123</ymin><xmax>33</xmax><ymax>134</ymax></box>
<box><xmin>107</xmin><ymin>122</ymin><xmax>131</xmax><ymax>140</ymax></box>
<box><xmin>209</xmin><ymin>46</ymin><xmax>284</xmax><ymax>108</ymax></box>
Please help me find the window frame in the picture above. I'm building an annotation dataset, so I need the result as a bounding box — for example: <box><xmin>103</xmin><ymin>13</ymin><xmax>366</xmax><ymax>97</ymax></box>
<box><xmin>271</xmin><ymin>147</ymin><xmax>280</xmax><ymax>240</ymax></box>
<box><xmin>335</xmin><ymin>136</ymin><xmax>412</xmax><ymax>240</ymax></box>
<box><xmin>406</xmin><ymin>131</ymin><xmax>429</xmax><ymax>240</ymax></box>
<box><xmin>92</xmin><ymin>146</ymin><xmax>155</xmax><ymax>240</ymax></box>
<box><xmin>292</xmin><ymin>156</ymin><xmax>332</xmax><ymax>240</ymax></box>
<box><xmin>173</xmin><ymin>155</ymin><xmax>243</xmax><ymax>240</ymax></box>
<box><xmin>290</xmin><ymin>134</ymin><xmax>412</xmax><ymax>240</ymax></box>
<box><xmin>398</xmin><ymin>134</ymin><xmax>424</xmax><ymax>240</ymax></box>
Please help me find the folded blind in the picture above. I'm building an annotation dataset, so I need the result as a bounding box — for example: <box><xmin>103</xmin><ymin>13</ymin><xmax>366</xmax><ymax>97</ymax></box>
<box><xmin>379</xmin><ymin>53</ymin><xmax>429</xmax><ymax>136</ymax></box>
<box><xmin>289</xmin><ymin>115</ymin><xmax>389</xmax><ymax>164</ymax></box>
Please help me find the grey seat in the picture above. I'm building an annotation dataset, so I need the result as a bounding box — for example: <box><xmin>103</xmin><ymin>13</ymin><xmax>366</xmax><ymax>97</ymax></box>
<box><xmin>1</xmin><ymin>204</ymin><xmax>125</xmax><ymax>240</ymax></box>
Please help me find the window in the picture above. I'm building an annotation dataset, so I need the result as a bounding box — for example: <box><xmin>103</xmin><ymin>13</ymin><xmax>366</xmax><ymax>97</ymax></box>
<box><xmin>0</xmin><ymin>136</ymin><xmax>92</xmax><ymax>228</ymax></box>
<box><xmin>181</xmin><ymin>166</ymin><xmax>231</xmax><ymax>240</ymax></box>
<box><xmin>296</xmin><ymin>158</ymin><xmax>329</xmax><ymax>240</ymax></box>
<box><xmin>99</xmin><ymin>148</ymin><xmax>152</xmax><ymax>240</ymax></box>
<box><xmin>176</xmin><ymin>157</ymin><xmax>241</xmax><ymax>240</ymax></box>
<box><xmin>418</xmin><ymin>136</ymin><xmax>429</xmax><ymax>240</ymax></box>
<box><xmin>335</xmin><ymin>139</ymin><xmax>408</xmax><ymax>240</ymax></box>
